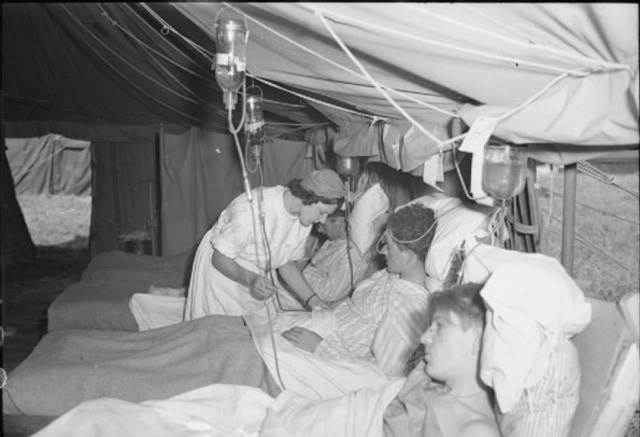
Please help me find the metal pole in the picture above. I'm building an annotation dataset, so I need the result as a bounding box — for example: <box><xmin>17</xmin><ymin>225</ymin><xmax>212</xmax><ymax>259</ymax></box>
<box><xmin>154</xmin><ymin>123</ymin><xmax>164</xmax><ymax>256</ymax></box>
<box><xmin>561</xmin><ymin>163</ymin><xmax>578</xmax><ymax>275</ymax></box>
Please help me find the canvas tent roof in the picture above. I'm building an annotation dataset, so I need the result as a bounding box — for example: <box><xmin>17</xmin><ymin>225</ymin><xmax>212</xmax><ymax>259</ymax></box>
<box><xmin>3</xmin><ymin>3</ymin><xmax>639</xmax><ymax>172</ymax></box>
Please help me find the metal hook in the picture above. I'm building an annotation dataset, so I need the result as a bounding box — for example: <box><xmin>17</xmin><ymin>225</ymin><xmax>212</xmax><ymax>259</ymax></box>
<box><xmin>246</xmin><ymin>83</ymin><xmax>263</xmax><ymax>99</ymax></box>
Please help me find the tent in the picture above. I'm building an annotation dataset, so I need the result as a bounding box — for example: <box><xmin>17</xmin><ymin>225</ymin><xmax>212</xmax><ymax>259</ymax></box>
<box><xmin>3</xmin><ymin>3</ymin><xmax>638</xmax><ymax>261</ymax></box>
<box><xmin>5</xmin><ymin>134</ymin><xmax>91</xmax><ymax>196</ymax></box>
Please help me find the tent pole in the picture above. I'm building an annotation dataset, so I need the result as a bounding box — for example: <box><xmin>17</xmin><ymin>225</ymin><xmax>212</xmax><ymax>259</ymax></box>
<box><xmin>561</xmin><ymin>163</ymin><xmax>578</xmax><ymax>276</ymax></box>
<box><xmin>152</xmin><ymin>123</ymin><xmax>164</xmax><ymax>256</ymax></box>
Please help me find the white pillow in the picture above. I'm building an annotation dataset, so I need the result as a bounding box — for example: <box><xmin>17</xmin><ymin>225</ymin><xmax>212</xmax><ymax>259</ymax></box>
<box><xmin>404</xmin><ymin>193</ymin><xmax>492</xmax><ymax>290</ymax></box>
<box><xmin>349</xmin><ymin>183</ymin><xmax>390</xmax><ymax>256</ymax></box>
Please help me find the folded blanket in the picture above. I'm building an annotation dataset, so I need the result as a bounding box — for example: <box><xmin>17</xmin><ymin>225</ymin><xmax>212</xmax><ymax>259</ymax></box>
<box><xmin>4</xmin><ymin>315</ymin><xmax>280</xmax><ymax>416</ymax></box>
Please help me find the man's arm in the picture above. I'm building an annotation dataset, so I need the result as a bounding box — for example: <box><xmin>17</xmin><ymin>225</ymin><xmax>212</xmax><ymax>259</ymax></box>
<box><xmin>278</xmin><ymin>262</ymin><xmax>330</xmax><ymax>309</ymax></box>
<box><xmin>305</xmin><ymin>240</ymin><xmax>367</xmax><ymax>302</ymax></box>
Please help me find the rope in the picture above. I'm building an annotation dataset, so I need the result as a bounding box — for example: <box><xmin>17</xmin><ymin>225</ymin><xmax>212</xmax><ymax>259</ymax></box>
<box><xmin>59</xmin><ymin>4</ymin><xmax>208</xmax><ymax>125</ymax></box>
<box><xmin>116</xmin><ymin>4</ymin><xmax>220</xmax><ymax>85</ymax></box>
<box><xmin>78</xmin><ymin>5</ymin><xmax>209</xmax><ymax>106</ymax></box>
<box><xmin>542</xmin><ymin>209</ymin><xmax>640</xmax><ymax>278</ymax></box>
<box><xmin>129</xmin><ymin>2</ymin><xmax>572</xmax><ymax>161</ymax></box>
<box><xmin>316</xmin><ymin>11</ymin><xmax>444</xmax><ymax>147</ymax></box>
<box><xmin>310</xmin><ymin>5</ymin><xmax>591</xmax><ymax>78</ymax></box>
<box><xmin>221</xmin><ymin>3</ymin><xmax>458</xmax><ymax>118</ymax></box>
<box><xmin>100</xmin><ymin>5</ymin><xmax>201</xmax><ymax>100</ymax></box>
<box><xmin>437</xmin><ymin>72</ymin><xmax>570</xmax><ymax>150</ymax></box>
<box><xmin>247</xmin><ymin>73</ymin><xmax>389</xmax><ymax>122</ymax></box>
<box><xmin>539</xmin><ymin>186</ymin><xmax>640</xmax><ymax>226</ymax></box>
<box><xmin>139</xmin><ymin>3</ymin><xmax>215</xmax><ymax>59</ymax></box>
<box><xmin>577</xmin><ymin>161</ymin><xmax>639</xmax><ymax>198</ymax></box>
<box><xmin>546</xmin><ymin>223</ymin><xmax>640</xmax><ymax>286</ymax></box>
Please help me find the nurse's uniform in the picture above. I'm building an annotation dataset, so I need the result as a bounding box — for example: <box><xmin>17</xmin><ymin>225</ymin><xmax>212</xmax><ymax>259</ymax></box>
<box><xmin>184</xmin><ymin>185</ymin><xmax>311</xmax><ymax>320</ymax></box>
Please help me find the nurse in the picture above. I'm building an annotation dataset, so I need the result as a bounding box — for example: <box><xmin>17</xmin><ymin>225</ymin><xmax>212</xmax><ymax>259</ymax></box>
<box><xmin>184</xmin><ymin>169</ymin><xmax>345</xmax><ymax>319</ymax></box>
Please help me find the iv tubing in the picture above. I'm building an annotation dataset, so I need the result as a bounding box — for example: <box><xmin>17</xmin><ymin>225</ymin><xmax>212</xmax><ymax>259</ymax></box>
<box><xmin>227</xmin><ymin>80</ymin><xmax>286</xmax><ymax>390</ymax></box>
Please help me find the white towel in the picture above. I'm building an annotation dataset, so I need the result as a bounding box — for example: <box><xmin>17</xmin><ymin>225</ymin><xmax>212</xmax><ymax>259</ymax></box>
<box><xmin>461</xmin><ymin>244</ymin><xmax>592</xmax><ymax>412</ymax></box>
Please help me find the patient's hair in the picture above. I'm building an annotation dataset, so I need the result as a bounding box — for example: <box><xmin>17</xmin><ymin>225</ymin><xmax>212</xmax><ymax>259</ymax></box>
<box><xmin>427</xmin><ymin>283</ymin><xmax>486</xmax><ymax>332</ymax></box>
<box><xmin>287</xmin><ymin>179</ymin><xmax>345</xmax><ymax>207</ymax></box>
<box><xmin>328</xmin><ymin>208</ymin><xmax>346</xmax><ymax>219</ymax></box>
<box><xmin>387</xmin><ymin>203</ymin><xmax>436</xmax><ymax>262</ymax></box>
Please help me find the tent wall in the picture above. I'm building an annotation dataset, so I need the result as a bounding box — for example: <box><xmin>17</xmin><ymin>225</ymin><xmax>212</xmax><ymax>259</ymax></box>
<box><xmin>6</xmin><ymin>134</ymin><xmax>91</xmax><ymax>196</ymax></box>
<box><xmin>159</xmin><ymin>128</ymin><xmax>321</xmax><ymax>257</ymax></box>
<box><xmin>160</xmin><ymin>127</ymin><xmax>244</xmax><ymax>257</ymax></box>
<box><xmin>90</xmin><ymin>138</ymin><xmax>159</xmax><ymax>258</ymax></box>
<box><xmin>252</xmin><ymin>139</ymin><xmax>316</xmax><ymax>188</ymax></box>
<box><xmin>1</xmin><ymin>141</ymin><xmax>37</xmax><ymax>269</ymax></box>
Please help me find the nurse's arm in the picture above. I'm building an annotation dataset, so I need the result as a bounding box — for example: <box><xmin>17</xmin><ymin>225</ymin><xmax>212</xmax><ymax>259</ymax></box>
<box><xmin>278</xmin><ymin>262</ymin><xmax>331</xmax><ymax>310</ymax></box>
<box><xmin>211</xmin><ymin>249</ymin><xmax>257</xmax><ymax>287</ymax></box>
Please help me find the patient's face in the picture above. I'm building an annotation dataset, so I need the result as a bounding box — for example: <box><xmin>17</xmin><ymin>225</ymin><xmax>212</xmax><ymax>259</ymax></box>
<box><xmin>378</xmin><ymin>231</ymin><xmax>404</xmax><ymax>274</ymax></box>
<box><xmin>317</xmin><ymin>216</ymin><xmax>345</xmax><ymax>240</ymax></box>
<box><xmin>298</xmin><ymin>203</ymin><xmax>338</xmax><ymax>227</ymax></box>
<box><xmin>421</xmin><ymin>309</ymin><xmax>477</xmax><ymax>382</ymax></box>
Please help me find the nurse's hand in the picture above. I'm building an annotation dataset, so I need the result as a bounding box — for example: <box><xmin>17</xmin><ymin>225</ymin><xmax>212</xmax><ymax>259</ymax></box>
<box><xmin>248</xmin><ymin>275</ymin><xmax>277</xmax><ymax>300</ymax></box>
<box><xmin>282</xmin><ymin>327</ymin><xmax>323</xmax><ymax>353</ymax></box>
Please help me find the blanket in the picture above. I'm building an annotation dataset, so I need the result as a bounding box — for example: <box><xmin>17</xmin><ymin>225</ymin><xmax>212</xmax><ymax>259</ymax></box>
<box><xmin>244</xmin><ymin>307</ymin><xmax>392</xmax><ymax>399</ymax></box>
<box><xmin>3</xmin><ymin>316</ymin><xmax>280</xmax><ymax>416</ymax></box>
<box><xmin>48</xmin><ymin>279</ymin><xmax>144</xmax><ymax>331</ymax></box>
<box><xmin>33</xmin><ymin>380</ymin><xmax>406</xmax><ymax>437</ymax></box>
<box><xmin>81</xmin><ymin>249</ymin><xmax>192</xmax><ymax>286</ymax></box>
<box><xmin>47</xmin><ymin>250</ymin><xmax>192</xmax><ymax>331</ymax></box>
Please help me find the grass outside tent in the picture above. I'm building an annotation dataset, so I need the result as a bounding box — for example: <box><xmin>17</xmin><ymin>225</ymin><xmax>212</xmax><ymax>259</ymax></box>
<box><xmin>536</xmin><ymin>165</ymin><xmax>639</xmax><ymax>303</ymax></box>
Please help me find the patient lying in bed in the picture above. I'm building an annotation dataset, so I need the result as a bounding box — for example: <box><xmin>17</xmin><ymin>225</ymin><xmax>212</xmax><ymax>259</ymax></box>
<box><xmin>31</xmin><ymin>282</ymin><xmax>498</xmax><ymax>437</ymax></box>
<box><xmin>383</xmin><ymin>283</ymin><xmax>499</xmax><ymax>437</ymax></box>
<box><xmin>287</xmin><ymin>208</ymin><xmax>371</xmax><ymax>305</ymax></box>
<box><xmin>15</xmin><ymin>250</ymin><xmax>592</xmax><ymax>437</ymax></box>
<box><xmin>279</xmin><ymin>203</ymin><xmax>436</xmax><ymax>377</ymax></box>
<box><xmin>3</xmin><ymin>204</ymin><xmax>437</xmax><ymax>417</ymax></box>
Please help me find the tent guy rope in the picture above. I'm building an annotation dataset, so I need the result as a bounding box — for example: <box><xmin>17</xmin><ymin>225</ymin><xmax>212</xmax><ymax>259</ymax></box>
<box><xmin>247</xmin><ymin>73</ymin><xmax>389</xmax><ymax>122</ymax></box>
<box><xmin>117</xmin><ymin>4</ymin><xmax>220</xmax><ymax>85</ymax></box>
<box><xmin>221</xmin><ymin>2</ymin><xmax>459</xmax><ymax>119</ymax></box>
<box><xmin>140</xmin><ymin>2</ymin><xmax>215</xmax><ymax>59</ymax></box>
<box><xmin>316</xmin><ymin>10</ymin><xmax>445</xmax><ymax>148</ymax></box>
<box><xmin>59</xmin><ymin>4</ymin><xmax>208</xmax><ymax>125</ymax></box>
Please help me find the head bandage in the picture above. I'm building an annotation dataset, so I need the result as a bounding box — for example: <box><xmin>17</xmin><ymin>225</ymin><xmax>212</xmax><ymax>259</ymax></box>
<box><xmin>376</xmin><ymin>220</ymin><xmax>437</xmax><ymax>253</ymax></box>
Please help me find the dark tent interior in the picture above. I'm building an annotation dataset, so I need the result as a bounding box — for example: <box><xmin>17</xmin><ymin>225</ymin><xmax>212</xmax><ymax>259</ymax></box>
<box><xmin>2</xmin><ymin>3</ymin><xmax>638</xmax><ymax>436</ymax></box>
